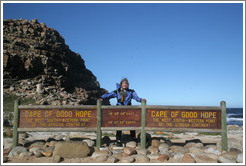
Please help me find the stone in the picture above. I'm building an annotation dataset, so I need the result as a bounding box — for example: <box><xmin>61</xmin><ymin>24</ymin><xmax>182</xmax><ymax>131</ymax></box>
<box><xmin>3</xmin><ymin>148</ymin><xmax>12</xmax><ymax>157</ymax></box>
<box><xmin>217</xmin><ymin>152</ymin><xmax>238</xmax><ymax>163</ymax></box>
<box><xmin>133</xmin><ymin>154</ymin><xmax>150</xmax><ymax>163</ymax></box>
<box><xmin>148</xmin><ymin>146</ymin><xmax>159</xmax><ymax>154</ymax></box>
<box><xmin>182</xmin><ymin>153</ymin><xmax>195</xmax><ymax>163</ymax></box>
<box><xmin>123</xmin><ymin>147</ymin><xmax>135</xmax><ymax>157</ymax></box>
<box><xmin>126</xmin><ymin>141</ymin><xmax>137</xmax><ymax>148</ymax></box>
<box><xmin>236</xmin><ymin>153</ymin><xmax>243</xmax><ymax>163</ymax></box>
<box><xmin>158</xmin><ymin>143</ymin><xmax>169</xmax><ymax>151</ymax></box>
<box><xmin>42</xmin><ymin>151</ymin><xmax>53</xmax><ymax>157</ymax></box>
<box><xmin>188</xmin><ymin>147</ymin><xmax>203</xmax><ymax>154</ymax></box>
<box><xmin>8</xmin><ymin>146</ymin><xmax>28</xmax><ymax>157</ymax></box>
<box><xmin>52</xmin><ymin>141</ymin><xmax>90</xmax><ymax>159</ymax></box>
<box><xmin>148</xmin><ymin>154</ymin><xmax>159</xmax><ymax>160</ymax></box>
<box><xmin>19</xmin><ymin>132</ymin><xmax>28</xmax><ymax>138</ymax></box>
<box><xmin>159</xmin><ymin>149</ymin><xmax>171</xmax><ymax>156</ymax></box>
<box><xmin>29</xmin><ymin>147</ymin><xmax>41</xmax><ymax>153</ymax></box>
<box><xmin>184</xmin><ymin>142</ymin><xmax>203</xmax><ymax>149</ymax></box>
<box><xmin>19</xmin><ymin>151</ymin><xmax>33</xmax><ymax>158</ymax></box>
<box><xmin>120</xmin><ymin>156</ymin><xmax>135</xmax><ymax>163</ymax></box>
<box><xmin>3</xmin><ymin>139</ymin><xmax>12</xmax><ymax>149</ymax></box>
<box><xmin>29</xmin><ymin>141</ymin><xmax>45</xmax><ymax>149</ymax></box>
<box><xmin>52</xmin><ymin>156</ymin><xmax>62</xmax><ymax>163</ymax></box>
<box><xmin>36</xmin><ymin>83</ymin><xmax>42</xmax><ymax>94</ymax></box>
<box><xmin>170</xmin><ymin>146</ymin><xmax>188</xmax><ymax>153</ymax></box>
<box><xmin>229</xmin><ymin>148</ymin><xmax>242</xmax><ymax>154</ymax></box>
<box><xmin>35</xmin><ymin>151</ymin><xmax>43</xmax><ymax>158</ymax></box>
<box><xmin>112</xmin><ymin>149</ymin><xmax>123</xmax><ymax>154</ymax></box>
<box><xmin>91</xmin><ymin>150</ymin><xmax>111</xmax><ymax>159</ymax></box>
<box><xmin>158</xmin><ymin>154</ymin><xmax>169</xmax><ymax>162</ymax></box>
<box><xmin>172</xmin><ymin>152</ymin><xmax>184</xmax><ymax>161</ymax></box>
<box><xmin>3</xmin><ymin>157</ymin><xmax>8</xmax><ymax>163</ymax></box>
<box><xmin>217</xmin><ymin>138</ymin><xmax>243</xmax><ymax>152</ymax></box>
<box><xmin>82</xmin><ymin>139</ymin><xmax>95</xmax><ymax>147</ymax></box>
<box><xmin>151</xmin><ymin>139</ymin><xmax>161</xmax><ymax>148</ymax></box>
<box><xmin>95</xmin><ymin>155</ymin><xmax>108</xmax><ymax>162</ymax></box>
<box><xmin>48</xmin><ymin>141</ymin><xmax>57</xmax><ymax>147</ymax></box>
<box><xmin>107</xmin><ymin>156</ymin><xmax>119</xmax><ymax>163</ymax></box>
<box><xmin>136</xmin><ymin>149</ymin><xmax>149</xmax><ymax>155</ymax></box>
<box><xmin>195</xmin><ymin>154</ymin><xmax>218</xmax><ymax>163</ymax></box>
<box><xmin>205</xmin><ymin>147</ymin><xmax>221</xmax><ymax>155</ymax></box>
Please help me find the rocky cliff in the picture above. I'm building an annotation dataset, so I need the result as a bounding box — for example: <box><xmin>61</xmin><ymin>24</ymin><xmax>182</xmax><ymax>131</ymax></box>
<box><xmin>3</xmin><ymin>18</ymin><xmax>109</xmax><ymax>105</ymax></box>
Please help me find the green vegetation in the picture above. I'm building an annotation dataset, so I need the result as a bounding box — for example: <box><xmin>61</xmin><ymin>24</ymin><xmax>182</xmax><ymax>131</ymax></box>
<box><xmin>103</xmin><ymin>132</ymin><xmax>115</xmax><ymax>137</ymax></box>
<box><xmin>3</xmin><ymin>94</ymin><xmax>36</xmax><ymax>112</ymax></box>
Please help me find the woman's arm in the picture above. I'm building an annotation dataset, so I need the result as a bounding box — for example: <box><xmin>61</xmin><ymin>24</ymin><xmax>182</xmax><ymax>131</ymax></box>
<box><xmin>101</xmin><ymin>91</ymin><xmax>117</xmax><ymax>100</ymax></box>
<box><xmin>132</xmin><ymin>91</ymin><xmax>142</xmax><ymax>102</ymax></box>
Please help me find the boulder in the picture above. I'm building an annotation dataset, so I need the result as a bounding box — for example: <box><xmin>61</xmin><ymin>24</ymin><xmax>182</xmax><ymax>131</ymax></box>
<box><xmin>151</xmin><ymin>139</ymin><xmax>161</xmax><ymax>148</ymax></box>
<box><xmin>158</xmin><ymin>154</ymin><xmax>169</xmax><ymax>162</ymax></box>
<box><xmin>126</xmin><ymin>141</ymin><xmax>137</xmax><ymax>148</ymax></box>
<box><xmin>217</xmin><ymin>152</ymin><xmax>238</xmax><ymax>163</ymax></box>
<box><xmin>91</xmin><ymin>150</ymin><xmax>111</xmax><ymax>159</ymax></box>
<box><xmin>204</xmin><ymin>147</ymin><xmax>221</xmax><ymax>155</ymax></box>
<box><xmin>8</xmin><ymin>146</ymin><xmax>28</xmax><ymax>157</ymax></box>
<box><xmin>133</xmin><ymin>154</ymin><xmax>150</xmax><ymax>163</ymax></box>
<box><xmin>182</xmin><ymin>153</ymin><xmax>195</xmax><ymax>163</ymax></box>
<box><xmin>52</xmin><ymin>141</ymin><xmax>90</xmax><ymax>159</ymax></box>
<box><xmin>19</xmin><ymin>151</ymin><xmax>33</xmax><ymax>158</ymax></box>
<box><xmin>136</xmin><ymin>149</ymin><xmax>149</xmax><ymax>155</ymax></box>
<box><xmin>236</xmin><ymin>153</ymin><xmax>243</xmax><ymax>163</ymax></box>
<box><xmin>147</xmin><ymin>154</ymin><xmax>160</xmax><ymax>160</ymax></box>
<box><xmin>82</xmin><ymin>139</ymin><xmax>95</xmax><ymax>147</ymax></box>
<box><xmin>195</xmin><ymin>154</ymin><xmax>218</xmax><ymax>163</ymax></box>
<box><xmin>148</xmin><ymin>146</ymin><xmax>159</xmax><ymax>154</ymax></box>
<box><xmin>172</xmin><ymin>152</ymin><xmax>184</xmax><ymax>161</ymax></box>
<box><xmin>107</xmin><ymin>156</ymin><xmax>119</xmax><ymax>163</ymax></box>
<box><xmin>217</xmin><ymin>138</ymin><xmax>243</xmax><ymax>152</ymax></box>
<box><xmin>120</xmin><ymin>156</ymin><xmax>135</xmax><ymax>163</ymax></box>
<box><xmin>123</xmin><ymin>147</ymin><xmax>135</xmax><ymax>157</ymax></box>
<box><xmin>184</xmin><ymin>142</ymin><xmax>203</xmax><ymax>149</ymax></box>
<box><xmin>158</xmin><ymin>143</ymin><xmax>169</xmax><ymax>151</ymax></box>
<box><xmin>52</xmin><ymin>156</ymin><xmax>62</xmax><ymax>163</ymax></box>
<box><xmin>95</xmin><ymin>155</ymin><xmax>108</xmax><ymax>162</ymax></box>
<box><xmin>170</xmin><ymin>146</ymin><xmax>188</xmax><ymax>153</ymax></box>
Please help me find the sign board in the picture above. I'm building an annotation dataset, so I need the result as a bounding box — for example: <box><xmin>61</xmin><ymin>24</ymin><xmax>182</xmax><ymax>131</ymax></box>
<box><xmin>146</xmin><ymin>109</ymin><xmax>221</xmax><ymax>129</ymax></box>
<box><xmin>12</xmin><ymin>100</ymin><xmax>227</xmax><ymax>151</ymax></box>
<box><xmin>19</xmin><ymin>109</ymin><xmax>97</xmax><ymax>128</ymax></box>
<box><xmin>101</xmin><ymin>109</ymin><xmax>141</xmax><ymax>127</ymax></box>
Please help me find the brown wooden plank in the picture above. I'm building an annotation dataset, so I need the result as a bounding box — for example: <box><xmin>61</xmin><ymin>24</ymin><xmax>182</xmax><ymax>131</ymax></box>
<box><xmin>101</xmin><ymin>109</ymin><xmax>141</xmax><ymax>127</ymax></box>
<box><xmin>146</xmin><ymin>109</ymin><xmax>221</xmax><ymax>129</ymax></box>
<box><xmin>19</xmin><ymin>109</ymin><xmax>97</xmax><ymax>128</ymax></box>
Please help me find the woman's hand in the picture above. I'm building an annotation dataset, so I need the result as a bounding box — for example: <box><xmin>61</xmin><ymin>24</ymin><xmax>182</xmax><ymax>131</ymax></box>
<box><xmin>97</xmin><ymin>98</ymin><xmax>103</xmax><ymax>102</ymax></box>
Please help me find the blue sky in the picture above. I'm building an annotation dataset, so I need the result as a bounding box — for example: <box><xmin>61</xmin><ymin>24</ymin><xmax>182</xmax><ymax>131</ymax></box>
<box><xmin>3</xmin><ymin>2</ymin><xmax>244</xmax><ymax>107</ymax></box>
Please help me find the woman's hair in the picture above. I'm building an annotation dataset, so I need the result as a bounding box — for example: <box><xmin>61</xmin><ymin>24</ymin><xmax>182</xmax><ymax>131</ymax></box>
<box><xmin>120</xmin><ymin>78</ymin><xmax>129</xmax><ymax>88</ymax></box>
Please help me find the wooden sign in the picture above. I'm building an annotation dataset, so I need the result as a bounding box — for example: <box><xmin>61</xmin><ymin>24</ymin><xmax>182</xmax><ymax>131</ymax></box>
<box><xmin>101</xmin><ymin>109</ymin><xmax>141</xmax><ymax>127</ymax></box>
<box><xmin>19</xmin><ymin>109</ymin><xmax>97</xmax><ymax>128</ymax></box>
<box><xmin>146</xmin><ymin>109</ymin><xmax>221</xmax><ymax>129</ymax></box>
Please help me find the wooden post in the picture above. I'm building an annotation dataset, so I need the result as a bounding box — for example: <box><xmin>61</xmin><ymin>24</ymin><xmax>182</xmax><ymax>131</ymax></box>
<box><xmin>12</xmin><ymin>99</ymin><xmax>20</xmax><ymax>148</ymax></box>
<box><xmin>220</xmin><ymin>101</ymin><xmax>228</xmax><ymax>151</ymax></box>
<box><xmin>141</xmin><ymin>99</ymin><xmax>146</xmax><ymax>149</ymax></box>
<box><xmin>96</xmin><ymin>100</ymin><xmax>102</xmax><ymax>148</ymax></box>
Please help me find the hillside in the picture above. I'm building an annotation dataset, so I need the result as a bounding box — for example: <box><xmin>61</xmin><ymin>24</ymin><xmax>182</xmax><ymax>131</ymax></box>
<box><xmin>3</xmin><ymin>18</ymin><xmax>109</xmax><ymax>106</ymax></box>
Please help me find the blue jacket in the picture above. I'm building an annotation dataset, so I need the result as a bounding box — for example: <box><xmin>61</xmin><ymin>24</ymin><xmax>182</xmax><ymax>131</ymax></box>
<box><xmin>101</xmin><ymin>83</ymin><xmax>142</xmax><ymax>105</ymax></box>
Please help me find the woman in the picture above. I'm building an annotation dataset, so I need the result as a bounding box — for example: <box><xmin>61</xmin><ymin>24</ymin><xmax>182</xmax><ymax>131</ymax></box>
<box><xmin>98</xmin><ymin>78</ymin><xmax>145</xmax><ymax>146</ymax></box>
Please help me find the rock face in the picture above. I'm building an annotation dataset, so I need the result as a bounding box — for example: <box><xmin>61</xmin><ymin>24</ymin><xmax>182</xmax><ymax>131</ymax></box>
<box><xmin>3</xmin><ymin>18</ymin><xmax>109</xmax><ymax>105</ymax></box>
